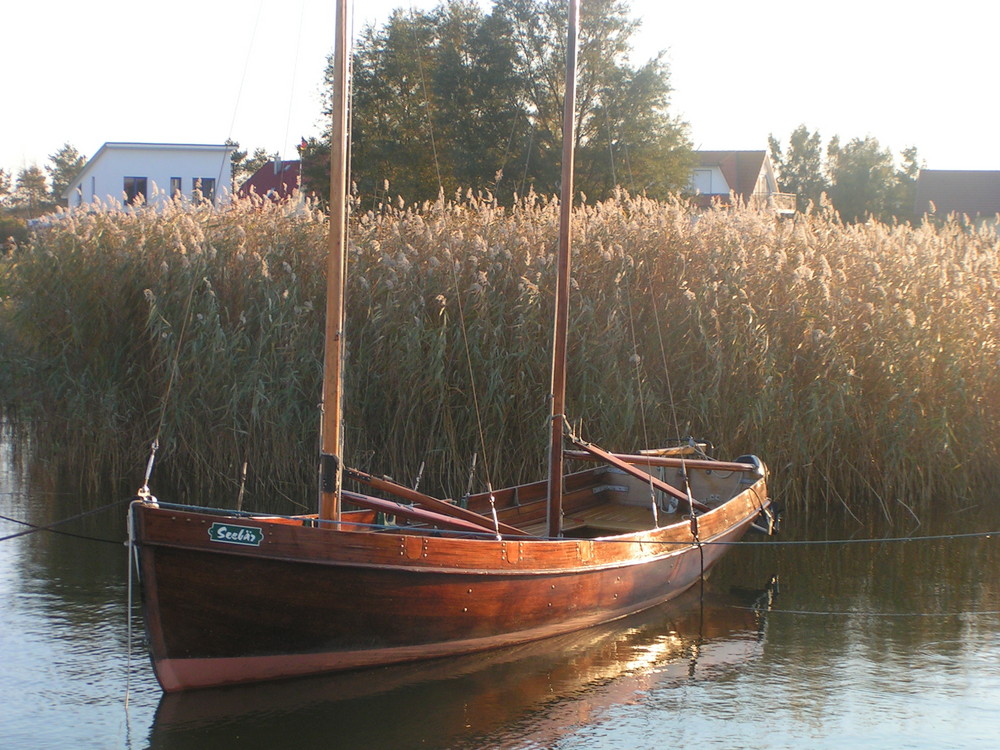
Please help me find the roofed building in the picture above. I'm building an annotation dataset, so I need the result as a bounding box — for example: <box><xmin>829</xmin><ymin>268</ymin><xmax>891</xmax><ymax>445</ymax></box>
<box><xmin>64</xmin><ymin>142</ymin><xmax>234</xmax><ymax>208</ymax></box>
<box><xmin>914</xmin><ymin>169</ymin><xmax>1000</xmax><ymax>225</ymax></box>
<box><xmin>238</xmin><ymin>159</ymin><xmax>301</xmax><ymax>201</ymax></box>
<box><xmin>690</xmin><ymin>150</ymin><xmax>795</xmax><ymax>216</ymax></box>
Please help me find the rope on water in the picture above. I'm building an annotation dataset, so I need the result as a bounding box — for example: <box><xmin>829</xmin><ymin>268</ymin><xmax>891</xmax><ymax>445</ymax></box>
<box><xmin>739</xmin><ymin>605</ymin><xmax>1000</xmax><ymax>618</ymax></box>
<box><xmin>733</xmin><ymin>530</ymin><xmax>1000</xmax><ymax>546</ymax></box>
<box><xmin>6</xmin><ymin>493</ymin><xmax>999</xmax><ymax>549</ymax></box>
<box><xmin>0</xmin><ymin>498</ymin><xmax>132</xmax><ymax>544</ymax></box>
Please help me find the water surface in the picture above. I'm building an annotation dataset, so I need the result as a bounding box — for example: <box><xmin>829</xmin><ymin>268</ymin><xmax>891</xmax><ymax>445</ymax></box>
<box><xmin>2</xmin><ymin>435</ymin><xmax>999</xmax><ymax>748</ymax></box>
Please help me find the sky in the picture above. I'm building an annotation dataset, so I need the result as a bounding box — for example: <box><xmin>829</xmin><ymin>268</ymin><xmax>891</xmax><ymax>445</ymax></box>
<box><xmin>3</xmin><ymin>0</ymin><xmax>998</xmax><ymax>181</ymax></box>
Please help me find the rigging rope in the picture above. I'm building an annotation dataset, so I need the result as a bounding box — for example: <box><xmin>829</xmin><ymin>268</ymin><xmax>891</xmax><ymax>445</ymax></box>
<box><xmin>280</xmin><ymin>0</ymin><xmax>308</xmax><ymax>163</ymax></box>
<box><xmin>0</xmin><ymin>498</ymin><xmax>132</xmax><ymax>544</ymax></box>
<box><xmin>622</xmin><ymin>273</ymin><xmax>660</xmax><ymax>523</ymax></box>
<box><xmin>450</xmin><ymin>256</ymin><xmax>496</xmax><ymax>499</ymax></box>
<box><xmin>738</xmin><ymin>605</ymin><xmax>1000</xmax><ymax>618</ymax></box>
<box><xmin>408</xmin><ymin>6</ymin><xmax>443</xmax><ymax>192</ymax></box>
<box><xmin>216</xmin><ymin>0</ymin><xmax>266</xmax><ymax>190</ymax></box>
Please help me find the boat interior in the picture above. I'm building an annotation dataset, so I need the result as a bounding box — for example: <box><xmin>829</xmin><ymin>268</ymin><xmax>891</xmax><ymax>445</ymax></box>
<box><xmin>235</xmin><ymin>450</ymin><xmax>762</xmax><ymax>540</ymax></box>
<box><xmin>465</xmin><ymin>461</ymin><xmax>756</xmax><ymax>538</ymax></box>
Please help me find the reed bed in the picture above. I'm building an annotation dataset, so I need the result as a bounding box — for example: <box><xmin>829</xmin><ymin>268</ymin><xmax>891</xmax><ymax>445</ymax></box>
<box><xmin>1</xmin><ymin>193</ymin><xmax>998</xmax><ymax>518</ymax></box>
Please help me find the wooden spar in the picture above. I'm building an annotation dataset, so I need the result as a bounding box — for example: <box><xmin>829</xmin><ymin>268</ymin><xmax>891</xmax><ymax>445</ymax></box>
<box><xmin>569</xmin><ymin>439</ymin><xmax>712</xmax><ymax>514</ymax></box>
<box><xmin>343</xmin><ymin>467</ymin><xmax>530</xmax><ymax>537</ymax></box>
<box><xmin>547</xmin><ymin>0</ymin><xmax>580</xmax><ymax>538</ymax></box>
<box><xmin>563</xmin><ymin>451</ymin><xmax>759</xmax><ymax>473</ymax></box>
<box><xmin>339</xmin><ymin>491</ymin><xmax>499</xmax><ymax>535</ymax></box>
<box><xmin>320</xmin><ymin>0</ymin><xmax>350</xmax><ymax>521</ymax></box>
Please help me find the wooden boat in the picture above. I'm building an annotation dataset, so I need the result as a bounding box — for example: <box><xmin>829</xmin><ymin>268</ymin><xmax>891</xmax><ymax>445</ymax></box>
<box><xmin>131</xmin><ymin>0</ymin><xmax>774</xmax><ymax>692</ymax></box>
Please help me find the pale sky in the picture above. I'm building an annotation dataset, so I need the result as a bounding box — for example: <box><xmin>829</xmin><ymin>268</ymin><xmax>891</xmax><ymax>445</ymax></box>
<box><xmin>3</xmin><ymin>0</ymin><xmax>998</xmax><ymax>181</ymax></box>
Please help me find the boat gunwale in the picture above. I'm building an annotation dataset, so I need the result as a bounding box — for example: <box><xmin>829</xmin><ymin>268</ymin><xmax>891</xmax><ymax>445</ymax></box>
<box><xmin>130</xmin><ymin>478</ymin><xmax>767</xmax><ymax>577</ymax></box>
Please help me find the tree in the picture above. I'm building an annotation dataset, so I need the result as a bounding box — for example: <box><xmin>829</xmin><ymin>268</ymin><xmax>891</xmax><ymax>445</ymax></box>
<box><xmin>229</xmin><ymin>139</ymin><xmax>277</xmax><ymax>187</ymax></box>
<box><xmin>0</xmin><ymin>168</ymin><xmax>11</xmax><ymax>207</ymax></box>
<box><xmin>495</xmin><ymin>0</ymin><xmax>692</xmax><ymax>198</ymax></box>
<box><xmin>891</xmin><ymin>145</ymin><xmax>922</xmax><ymax>222</ymax></box>
<box><xmin>46</xmin><ymin>143</ymin><xmax>87</xmax><ymax>204</ymax></box>
<box><xmin>14</xmin><ymin>165</ymin><xmax>49</xmax><ymax>218</ymax></box>
<box><xmin>826</xmin><ymin>136</ymin><xmax>897</xmax><ymax>224</ymax></box>
<box><xmin>308</xmin><ymin>0</ymin><xmax>692</xmax><ymax>205</ymax></box>
<box><xmin>769</xmin><ymin>125</ymin><xmax>827</xmax><ymax>212</ymax></box>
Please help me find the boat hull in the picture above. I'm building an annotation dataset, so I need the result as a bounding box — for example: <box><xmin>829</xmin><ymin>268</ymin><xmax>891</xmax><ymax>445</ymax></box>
<box><xmin>133</xmin><ymin>481</ymin><xmax>767</xmax><ymax>691</ymax></box>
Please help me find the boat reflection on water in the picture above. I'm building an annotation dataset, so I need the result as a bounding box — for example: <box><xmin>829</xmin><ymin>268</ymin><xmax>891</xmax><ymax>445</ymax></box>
<box><xmin>149</xmin><ymin>577</ymin><xmax>776</xmax><ymax>749</ymax></box>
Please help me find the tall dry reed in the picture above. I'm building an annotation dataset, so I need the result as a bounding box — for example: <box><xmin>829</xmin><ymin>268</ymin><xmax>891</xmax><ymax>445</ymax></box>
<box><xmin>2</xmin><ymin>192</ymin><xmax>998</xmax><ymax>518</ymax></box>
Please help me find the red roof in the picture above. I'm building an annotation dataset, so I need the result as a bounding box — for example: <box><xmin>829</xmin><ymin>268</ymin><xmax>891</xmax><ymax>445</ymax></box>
<box><xmin>238</xmin><ymin>160</ymin><xmax>301</xmax><ymax>200</ymax></box>
<box><xmin>695</xmin><ymin>151</ymin><xmax>767</xmax><ymax>200</ymax></box>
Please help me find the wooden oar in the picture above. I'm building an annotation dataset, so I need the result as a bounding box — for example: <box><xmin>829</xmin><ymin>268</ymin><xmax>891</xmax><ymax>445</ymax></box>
<box><xmin>567</xmin><ymin>439</ymin><xmax>710</xmax><ymax>514</ymax></box>
<box><xmin>344</xmin><ymin>467</ymin><xmax>530</xmax><ymax>537</ymax></box>
<box><xmin>564</xmin><ymin>450</ymin><xmax>757</xmax><ymax>474</ymax></box>
<box><xmin>340</xmin><ymin>491</ymin><xmax>495</xmax><ymax>535</ymax></box>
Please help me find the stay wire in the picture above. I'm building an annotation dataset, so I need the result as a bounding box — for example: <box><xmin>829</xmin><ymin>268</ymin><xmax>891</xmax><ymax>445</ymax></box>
<box><xmin>449</xmin><ymin>257</ymin><xmax>496</xmax><ymax>500</ymax></box>
<box><xmin>622</xmin><ymin>269</ymin><xmax>659</xmax><ymax>519</ymax></box>
<box><xmin>216</xmin><ymin>0</ymin><xmax>266</xmax><ymax>191</ymax></box>
<box><xmin>280</xmin><ymin>0</ymin><xmax>308</xmax><ymax>163</ymax></box>
<box><xmin>408</xmin><ymin>5</ymin><xmax>443</xmax><ymax>193</ymax></box>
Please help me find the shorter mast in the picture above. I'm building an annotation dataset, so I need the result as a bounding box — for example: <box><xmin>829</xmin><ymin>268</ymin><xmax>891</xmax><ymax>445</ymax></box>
<box><xmin>320</xmin><ymin>0</ymin><xmax>351</xmax><ymax>522</ymax></box>
<box><xmin>546</xmin><ymin>0</ymin><xmax>580</xmax><ymax>538</ymax></box>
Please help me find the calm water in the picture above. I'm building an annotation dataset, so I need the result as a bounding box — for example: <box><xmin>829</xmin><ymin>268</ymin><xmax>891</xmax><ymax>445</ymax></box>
<box><xmin>2</xmin><ymin>433</ymin><xmax>1000</xmax><ymax>749</ymax></box>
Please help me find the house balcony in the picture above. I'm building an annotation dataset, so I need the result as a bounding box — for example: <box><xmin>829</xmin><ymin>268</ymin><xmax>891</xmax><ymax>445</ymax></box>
<box><xmin>751</xmin><ymin>192</ymin><xmax>797</xmax><ymax>215</ymax></box>
<box><xmin>693</xmin><ymin>191</ymin><xmax>798</xmax><ymax>216</ymax></box>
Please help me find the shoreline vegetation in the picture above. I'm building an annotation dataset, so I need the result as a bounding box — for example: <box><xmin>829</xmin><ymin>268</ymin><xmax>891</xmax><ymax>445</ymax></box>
<box><xmin>1</xmin><ymin>192</ymin><xmax>998</xmax><ymax>519</ymax></box>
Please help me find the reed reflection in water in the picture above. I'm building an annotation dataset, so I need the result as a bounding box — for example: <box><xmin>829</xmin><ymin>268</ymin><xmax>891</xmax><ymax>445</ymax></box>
<box><xmin>3</xmin><ymin>431</ymin><xmax>1000</xmax><ymax>749</ymax></box>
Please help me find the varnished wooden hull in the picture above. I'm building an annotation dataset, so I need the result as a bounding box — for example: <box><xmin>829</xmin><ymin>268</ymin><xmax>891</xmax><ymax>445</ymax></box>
<box><xmin>133</xmin><ymin>478</ymin><xmax>768</xmax><ymax>691</ymax></box>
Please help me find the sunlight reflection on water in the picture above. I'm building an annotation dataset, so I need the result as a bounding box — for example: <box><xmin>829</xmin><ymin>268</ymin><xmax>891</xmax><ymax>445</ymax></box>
<box><xmin>2</xmin><ymin>433</ymin><xmax>1000</xmax><ymax>749</ymax></box>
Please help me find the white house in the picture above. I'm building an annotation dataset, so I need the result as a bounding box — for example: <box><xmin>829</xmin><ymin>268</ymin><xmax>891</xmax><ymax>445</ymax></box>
<box><xmin>690</xmin><ymin>150</ymin><xmax>795</xmax><ymax>216</ymax></box>
<box><xmin>65</xmin><ymin>142</ymin><xmax>234</xmax><ymax>208</ymax></box>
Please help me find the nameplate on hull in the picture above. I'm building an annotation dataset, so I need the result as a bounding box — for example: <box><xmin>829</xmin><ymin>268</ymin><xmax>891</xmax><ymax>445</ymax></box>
<box><xmin>207</xmin><ymin>522</ymin><xmax>263</xmax><ymax>547</ymax></box>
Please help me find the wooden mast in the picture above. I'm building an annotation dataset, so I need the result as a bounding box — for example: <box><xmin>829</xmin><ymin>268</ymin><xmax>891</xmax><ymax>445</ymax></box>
<box><xmin>320</xmin><ymin>0</ymin><xmax>350</xmax><ymax>522</ymax></box>
<box><xmin>546</xmin><ymin>0</ymin><xmax>580</xmax><ymax>538</ymax></box>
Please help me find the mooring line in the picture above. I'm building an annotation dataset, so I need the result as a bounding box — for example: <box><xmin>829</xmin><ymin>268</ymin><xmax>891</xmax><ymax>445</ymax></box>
<box><xmin>734</xmin><ymin>530</ymin><xmax>1000</xmax><ymax>546</ymax></box>
<box><xmin>0</xmin><ymin>498</ymin><xmax>131</xmax><ymax>543</ymax></box>
<box><xmin>739</xmin><ymin>605</ymin><xmax>1000</xmax><ymax>618</ymax></box>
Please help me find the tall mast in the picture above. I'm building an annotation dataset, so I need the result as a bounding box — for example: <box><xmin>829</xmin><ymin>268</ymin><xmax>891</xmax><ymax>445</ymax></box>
<box><xmin>320</xmin><ymin>0</ymin><xmax>350</xmax><ymax>522</ymax></box>
<box><xmin>546</xmin><ymin>0</ymin><xmax>580</xmax><ymax>538</ymax></box>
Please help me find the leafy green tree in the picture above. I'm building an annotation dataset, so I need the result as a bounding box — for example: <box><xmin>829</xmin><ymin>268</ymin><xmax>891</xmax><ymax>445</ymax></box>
<box><xmin>229</xmin><ymin>139</ymin><xmax>277</xmax><ymax>187</ymax></box>
<box><xmin>347</xmin><ymin>7</ymin><xmax>455</xmax><ymax>203</ymax></box>
<box><xmin>46</xmin><ymin>143</ymin><xmax>87</xmax><ymax>204</ymax></box>
<box><xmin>14</xmin><ymin>165</ymin><xmax>49</xmax><ymax>218</ymax></box>
<box><xmin>891</xmin><ymin>145</ymin><xmax>922</xmax><ymax>222</ymax></box>
<box><xmin>495</xmin><ymin>0</ymin><xmax>692</xmax><ymax>198</ymax></box>
<box><xmin>0</xmin><ymin>168</ymin><xmax>11</xmax><ymax>207</ymax></box>
<box><xmin>768</xmin><ymin>125</ymin><xmax>827</xmax><ymax>212</ymax></box>
<box><xmin>307</xmin><ymin>0</ymin><xmax>691</xmax><ymax>205</ymax></box>
<box><xmin>826</xmin><ymin>136</ymin><xmax>897</xmax><ymax>224</ymax></box>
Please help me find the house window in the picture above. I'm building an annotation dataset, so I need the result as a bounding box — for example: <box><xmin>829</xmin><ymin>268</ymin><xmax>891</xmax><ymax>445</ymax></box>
<box><xmin>123</xmin><ymin>176</ymin><xmax>148</xmax><ymax>205</ymax></box>
<box><xmin>170</xmin><ymin>177</ymin><xmax>182</xmax><ymax>198</ymax></box>
<box><xmin>193</xmin><ymin>177</ymin><xmax>216</xmax><ymax>204</ymax></box>
<box><xmin>692</xmin><ymin>169</ymin><xmax>713</xmax><ymax>194</ymax></box>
